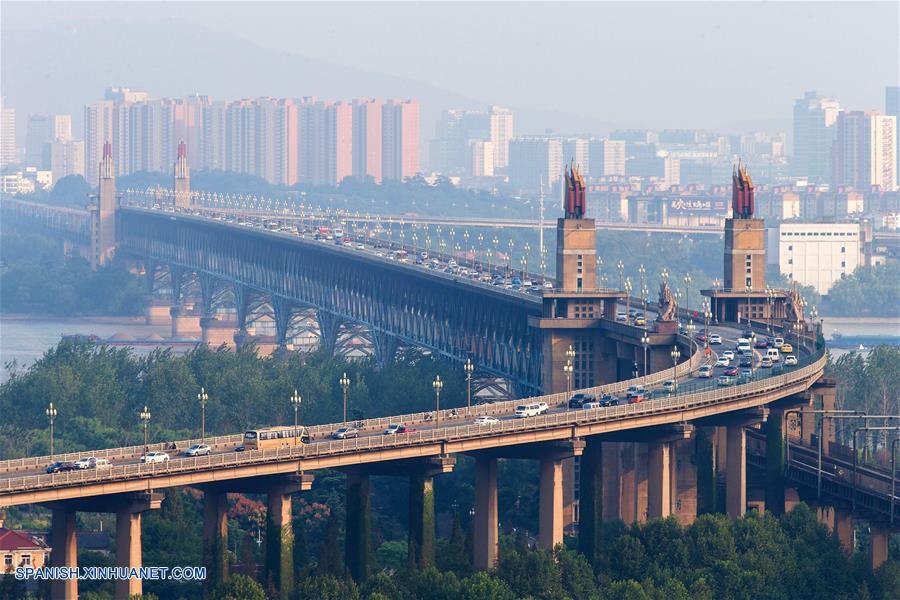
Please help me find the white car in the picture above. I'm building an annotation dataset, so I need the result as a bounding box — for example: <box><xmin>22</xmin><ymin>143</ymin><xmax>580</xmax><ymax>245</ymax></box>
<box><xmin>141</xmin><ymin>451</ymin><xmax>170</xmax><ymax>464</ymax></box>
<box><xmin>784</xmin><ymin>355</ymin><xmax>799</xmax><ymax>366</ymax></box>
<box><xmin>474</xmin><ymin>415</ymin><xmax>500</xmax><ymax>425</ymax></box>
<box><xmin>75</xmin><ymin>457</ymin><xmax>109</xmax><ymax>469</ymax></box>
<box><xmin>582</xmin><ymin>401</ymin><xmax>602</xmax><ymax>410</ymax></box>
<box><xmin>662</xmin><ymin>380</ymin><xmax>676</xmax><ymax>393</ymax></box>
<box><xmin>184</xmin><ymin>444</ymin><xmax>211</xmax><ymax>457</ymax></box>
<box><xmin>709</xmin><ymin>334</ymin><xmax>722</xmax><ymax>345</ymax></box>
<box><xmin>723</xmin><ymin>350</ymin><xmax>735</xmax><ymax>361</ymax></box>
<box><xmin>697</xmin><ymin>365</ymin><xmax>713</xmax><ymax>378</ymax></box>
<box><xmin>717</xmin><ymin>375</ymin><xmax>734</xmax><ymax>386</ymax></box>
<box><xmin>715</xmin><ymin>356</ymin><xmax>730</xmax><ymax>367</ymax></box>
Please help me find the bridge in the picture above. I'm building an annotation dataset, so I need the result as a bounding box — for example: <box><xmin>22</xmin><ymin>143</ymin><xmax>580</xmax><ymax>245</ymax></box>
<box><xmin>1</xmin><ymin>156</ymin><xmax>897</xmax><ymax>599</ymax></box>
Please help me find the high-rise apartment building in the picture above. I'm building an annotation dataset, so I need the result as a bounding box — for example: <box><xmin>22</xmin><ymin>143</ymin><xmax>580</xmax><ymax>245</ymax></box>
<box><xmin>832</xmin><ymin>111</ymin><xmax>897</xmax><ymax>191</ymax></box>
<box><xmin>488</xmin><ymin>105</ymin><xmax>513</xmax><ymax>170</ymax></box>
<box><xmin>588</xmin><ymin>138</ymin><xmax>626</xmax><ymax>177</ymax></box>
<box><xmin>382</xmin><ymin>99</ymin><xmax>420</xmax><ymax>181</ymax></box>
<box><xmin>352</xmin><ymin>99</ymin><xmax>382</xmax><ymax>183</ymax></box>
<box><xmin>1</xmin><ymin>98</ymin><xmax>17</xmax><ymax>169</ymax></box>
<box><xmin>326</xmin><ymin>101</ymin><xmax>353</xmax><ymax>185</ymax></box>
<box><xmin>201</xmin><ymin>100</ymin><xmax>227</xmax><ymax>172</ymax></box>
<box><xmin>48</xmin><ymin>140</ymin><xmax>85</xmax><ymax>183</ymax></box>
<box><xmin>887</xmin><ymin>86</ymin><xmax>900</xmax><ymax>182</ymax></box>
<box><xmin>468</xmin><ymin>140</ymin><xmax>494</xmax><ymax>177</ymax></box>
<box><xmin>84</xmin><ymin>100</ymin><xmax>115</xmax><ymax>186</ymax></box>
<box><xmin>508</xmin><ymin>137</ymin><xmax>563</xmax><ymax>191</ymax></box>
<box><xmin>793</xmin><ymin>91</ymin><xmax>841</xmax><ymax>183</ymax></box>
<box><xmin>53</xmin><ymin>115</ymin><xmax>72</xmax><ymax>142</ymax></box>
<box><xmin>299</xmin><ymin>100</ymin><xmax>328</xmax><ymax>185</ymax></box>
<box><xmin>561</xmin><ymin>138</ymin><xmax>589</xmax><ymax>175</ymax></box>
<box><xmin>25</xmin><ymin>115</ymin><xmax>51</xmax><ymax>167</ymax></box>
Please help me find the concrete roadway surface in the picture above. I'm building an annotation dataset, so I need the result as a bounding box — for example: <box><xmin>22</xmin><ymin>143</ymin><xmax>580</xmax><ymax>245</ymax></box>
<box><xmin>0</xmin><ymin>326</ymin><xmax>805</xmax><ymax>483</ymax></box>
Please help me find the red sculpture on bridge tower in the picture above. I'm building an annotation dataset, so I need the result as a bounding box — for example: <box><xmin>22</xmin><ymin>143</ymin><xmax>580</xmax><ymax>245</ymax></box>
<box><xmin>731</xmin><ymin>160</ymin><xmax>754</xmax><ymax>219</ymax></box>
<box><xmin>563</xmin><ymin>161</ymin><xmax>586</xmax><ymax>219</ymax></box>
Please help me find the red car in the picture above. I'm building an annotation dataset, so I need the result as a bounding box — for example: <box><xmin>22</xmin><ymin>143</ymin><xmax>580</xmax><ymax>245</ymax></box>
<box><xmin>724</xmin><ymin>366</ymin><xmax>739</xmax><ymax>376</ymax></box>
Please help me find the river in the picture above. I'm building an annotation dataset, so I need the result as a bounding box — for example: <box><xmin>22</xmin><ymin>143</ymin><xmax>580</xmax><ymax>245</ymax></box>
<box><xmin>1</xmin><ymin>314</ymin><xmax>897</xmax><ymax>383</ymax></box>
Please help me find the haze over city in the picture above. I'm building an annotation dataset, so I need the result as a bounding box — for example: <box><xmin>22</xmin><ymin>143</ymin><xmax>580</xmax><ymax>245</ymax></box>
<box><xmin>1</xmin><ymin>3</ymin><xmax>899</xmax><ymax>600</ymax></box>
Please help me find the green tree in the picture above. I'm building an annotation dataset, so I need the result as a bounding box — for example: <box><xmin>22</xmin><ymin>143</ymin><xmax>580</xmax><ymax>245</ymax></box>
<box><xmin>460</xmin><ymin>571</ymin><xmax>516</xmax><ymax>600</ymax></box>
<box><xmin>211</xmin><ymin>574</ymin><xmax>266</xmax><ymax>600</ymax></box>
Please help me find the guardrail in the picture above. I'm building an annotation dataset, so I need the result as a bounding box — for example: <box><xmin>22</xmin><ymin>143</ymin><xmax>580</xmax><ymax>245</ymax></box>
<box><xmin>0</xmin><ymin>352</ymin><xmax>826</xmax><ymax>496</ymax></box>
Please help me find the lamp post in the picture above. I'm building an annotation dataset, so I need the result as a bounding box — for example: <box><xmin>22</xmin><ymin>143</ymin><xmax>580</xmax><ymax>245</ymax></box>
<box><xmin>140</xmin><ymin>405</ymin><xmax>151</xmax><ymax>454</ymax></box>
<box><xmin>464</xmin><ymin>230</ymin><xmax>470</xmax><ymax>267</ymax></box>
<box><xmin>46</xmin><ymin>402</ymin><xmax>58</xmax><ymax>461</ymax></box>
<box><xmin>523</xmin><ymin>242</ymin><xmax>531</xmax><ymax>279</ymax></box>
<box><xmin>432</xmin><ymin>375</ymin><xmax>443</xmax><ymax>427</ymax></box>
<box><xmin>340</xmin><ymin>372</ymin><xmax>350</xmax><ymax>423</ymax></box>
<box><xmin>624</xmin><ymin>278</ymin><xmax>633</xmax><ymax>319</ymax></box>
<box><xmin>291</xmin><ymin>389</ymin><xmax>302</xmax><ymax>445</ymax></box>
<box><xmin>617</xmin><ymin>260</ymin><xmax>625</xmax><ymax>290</ymax></box>
<box><xmin>198</xmin><ymin>386</ymin><xmax>208</xmax><ymax>444</ymax></box>
<box><xmin>703</xmin><ymin>300</ymin><xmax>711</xmax><ymax>348</ymax></box>
<box><xmin>638</xmin><ymin>264</ymin><xmax>646</xmax><ymax>305</ymax></box>
<box><xmin>596</xmin><ymin>256</ymin><xmax>603</xmax><ymax>287</ymax></box>
<box><xmin>670</xmin><ymin>346</ymin><xmax>681</xmax><ymax>395</ymax></box>
<box><xmin>713</xmin><ymin>278</ymin><xmax>721</xmax><ymax>323</ymax></box>
<box><xmin>683</xmin><ymin>273</ymin><xmax>692</xmax><ymax>316</ymax></box>
<box><xmin>810</xmin><ymin>306</ymin><xmax>819</xmax><ymax>350</ymax></box>
<box><xmin>565</xmin><ymin>344</ymin><xmax>576</xmax><ymax>398</ymax></box>
<box><xmin>641</xmin><ymin>333</ymin><xmax>650</xmax><ymax>378</ymax></box>
<box><xmin>492</xmin><ymin>236</ymin><xmax>499</xmax><ymax>274</ymax></box>
<box><xmin>507</xmin><ymin>239</ymin><xmax>514</xmax><ymax>273</ymax></box>
<box><xmin>464</xmin><ymin>358</ymin><xmax>474</xmax><ymax>413</ymax></box>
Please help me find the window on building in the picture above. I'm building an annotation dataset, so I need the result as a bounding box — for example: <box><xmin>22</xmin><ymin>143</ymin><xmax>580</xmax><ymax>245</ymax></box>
<box><xmin>746</xmin><ymin>277</ymin><xmax>752</xmax><ymax>287</ymax></box>
<box><xmin>788</xmin><ymin>259</ymin><xmax>793</xmax><ymax>265</ymax></box>
<box><xmin>841</xmin><ymin>246</ymin><xmax>846</xmax><ymax>253</ymax></box>
<box><xmin>841</xmin><ymin>261</ymin><xmax>846</xmax><ymax>268</ymax></box>
<box><xmin>3</xmin><ymin>555</ymin><xmax>12</xmax><ymax>567</ymax></box>
<box><xmin>788</xmin><ymin>245</ymin><xmax>792</xmax><ymax>251</ymax></box>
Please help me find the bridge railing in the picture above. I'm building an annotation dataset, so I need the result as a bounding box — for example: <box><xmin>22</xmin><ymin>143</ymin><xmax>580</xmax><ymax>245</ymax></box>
<box><xmin>0</xmin><ymin>352</ymin><xmax>826</xmax><ymax>497</ymax></box>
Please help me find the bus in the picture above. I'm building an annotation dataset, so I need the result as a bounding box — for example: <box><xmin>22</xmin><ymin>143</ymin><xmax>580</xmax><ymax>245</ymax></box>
<box><xmin>242</xmin><ymin>425</ymin><xmax>311</xmax><ymax>450</ymax></box>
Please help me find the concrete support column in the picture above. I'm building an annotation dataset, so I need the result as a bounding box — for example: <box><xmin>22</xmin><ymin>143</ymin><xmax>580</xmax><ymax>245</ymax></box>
<box><xmin>726</xmin><ymin>425</ymin><xmax>747</xmax><ymax>518</ymax></box>
<box><xmin>601</xmin><ymin>441</ymin><xmax>621</xmax><ymax>522</ymax></box>
<box><xmin>634</xmin><ymin>443</ymin><xmax>649</xmax><ymax>523</ymax></box>
<box><xmin>346</xmin><ymin>471</ymin><xmax>372</xmax><ymax>582</ymax></box>
<box><xmin>408</xmin><ymin>474</ymin><xmax>436</xmax><ymax>569</ymax></box>
<box><xmin>696</xmin><ymin>427</ymin><xmax>717</xmax><ymax>516</ymax></box>
<box><xmin>473</xmin><ymin>456</ymin><xmax>499</xmax><ymax>570</ymax></box>
<box><xmin>765</xmin><ymin>407</ymin><xmax>786</xmax><ymax>515</ymax></box>
<box><xmin>618</xmin><ymin>443</ymin><xmax>636</xmax><ymax>524</ymax></box>
<box><xmin>265</xmin><ymin>486</ymin><xmax>294</xmax><ymax>599</ymax></box>
<box><xmin>674</xmin><ymin>439</ymin><xmax>697</xmax><ymax>525</ymax></box>
<box><xmin>115</xmin><ymin>511</ymin><xmax>143</xmax><ymax>600</ymax></box>
<box><xmin>869</xmin><ymin>526</ymin><xmax>890</xmax><ymax>571</ymax></box>
<box><xmin>202</xmin><ymin>490</ymin><xmax>229</xmax><ymax>598</ymax></box>
<box><xmin>50</xmin><ymin>507</ymin><xmax>77</xmax><ymax>600</ymax></box>
<box><xmin>834</xmin><ymin>509</ymin><xmax>854</xmax><ymax>555</ymax></box>
<box><xmin>578</xmin><ymin>437</ymin><xmax>603</xmax><ymax>567</ymax></box>
<box><xmin>539</xmin><ymin>457</ymin><xmax>564</xmax><ymax>549</ymax></box>
<box><xmin>647</xmin><ymin>442</ymin><xmax>673</xmax><ymax>519</ymax></box>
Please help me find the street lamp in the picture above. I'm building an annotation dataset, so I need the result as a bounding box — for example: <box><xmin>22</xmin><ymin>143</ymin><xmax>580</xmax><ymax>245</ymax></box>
<box><xmin>683</xmin><ymin>273</ymin><xmax>692</xmax><ymax>316</ymax></box>
<box><xmin>617</xmin><ymin>260</ymin><xmax>625</xmax><ymax>290</ymax></box>
<box><xmin>670</xmin><ymin>346</ymin><xmax>681</xmax><ymax>395</ymax></box>
<box><xmin>565</xmin><ymin>344</ymin><xmax>576</xmax><ymax>397</ymax></box>
<box><xmin>291</xmin><ymin>389</ymin><xmax>302</xmax><ymax>445</ymax></box>
<box><xmin>492</xmin><ymin>236</ymin><xmax>499</xmax><ymax>273</ymax></box>
<box><xmin>433</xmin><ymin>375</ymin><xmax>444</xmax><ymax>426</ymax></box>
<box><xmin>140</xmin><ymin>405</ymin><xmax>152</xmax><ymax>454</ymax></box>
<box><xmin>712</xmin><ymin>278</ymin><xmax>721</xmax><ymax>323</ymax></box>
<box><xmin>624</xmin><ymin>278</ymin><xmax>633</xmax><ymax>319</ymax></box>
<box><xmin>340</xmin><ymin>372</ymin><xmax>351</xmax><ymax>423</ymax></box>
<box><xmin>464</xmin><ymin>358</ymin><xmax>474</xmax><ymax>412</ymax></box>
<box><xmin>641</xmin><ymin>333</ymin><xmax>650</xmax><ymax>378</ymax></box>
<box><xmin>703</xmin><ymin>300</ymin><xmax>711</xmax><ymax>348</ymax></box>
<box><xmin>464</xmin><ymin>230</ymin><xmax>470</xmax><ymax>266</ymax></box>
<box><xmin>596</xmin><ymin>256</ymin><xmax>603</xmax><ymax>286</ymax></box>
<box><xmin>638</xmin><ymin>264</ymin><xmax>646</xmax><ymax>306</ymax></box>
<box><xmin>46</xmin><ymin>402</ymin><xmax>58</xmax><ymax>461</ymax></box>
<box><xmin>507</xmin><ymin>239</ymin><xmax>514</xmax><ymax>272</ymax></box>
<box><xmin>198</xmin><ymin>386</ymin><xmax>209</xmax><ymax>444</ymax></box>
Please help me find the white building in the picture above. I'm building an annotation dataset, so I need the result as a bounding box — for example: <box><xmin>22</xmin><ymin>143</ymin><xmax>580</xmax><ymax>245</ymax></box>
<box><xmin>776</xmin><ymin>222</ymin><xmax>862</xmax><ymax>294</ymax></box>
<box><xmin>793</xmin><ymin>91</ymin><xmax>841</xmax><ymax>183</ymax></box>
<box><xmin>588</xmin><ymin>138</ymin><xmax>625</xmax><ymax>177</ymax></box>
<box><xmin>508</xmin><ymin>137</ymin><xmax>563</xmax><ymax>191</ymax></box>
<box><xmin>0</xmin><ymin>98</ymin><xmax>16</xmax><ymax>169</ymax></box>
<box><xmin>488</xmin><ymin>105</ymin><xmax>513</xmax><ymax>170</ymax></box>
<box><xmin>49</xmin><ymin>139</ymin><xmax>85</xmax><ymax>183</ymax></box>
<box><xmin>468</xmin><ymin>139</ymin><xmax>494</xmax><ymax>177</ymax></box>
<box><xmin>832</xmin><ymin>111</ymin><xmax>897</xmax><ymax>191</ymax></box>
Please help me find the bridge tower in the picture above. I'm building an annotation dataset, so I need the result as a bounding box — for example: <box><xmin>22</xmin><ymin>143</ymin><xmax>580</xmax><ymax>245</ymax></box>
<box><xmin>89</xmin><ymin>140</ymin><xmax>117</xmax><ymax>269</ymax></box>
<box><xmin>174</xmin><ymin>139</ymin><xmax>191</xmax><ymax>210</ymax></box>
<box><xmin>530</xmin><ymin>163</ymin><xmax>625</xmax><ymax>394</ymax></box>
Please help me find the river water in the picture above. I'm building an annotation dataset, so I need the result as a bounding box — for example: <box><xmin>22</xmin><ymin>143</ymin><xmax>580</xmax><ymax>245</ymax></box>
<box><xmin>1</xmin><ymin>315</ymin><xmax>897</xmax><ymax>382</ymax></box>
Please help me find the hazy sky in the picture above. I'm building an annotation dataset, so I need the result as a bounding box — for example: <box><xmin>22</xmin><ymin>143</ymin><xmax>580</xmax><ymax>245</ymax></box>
<box><xmin>3</xmin><ymin>1</ymin><xmax>898</xmax><ymax>131</ymax></box>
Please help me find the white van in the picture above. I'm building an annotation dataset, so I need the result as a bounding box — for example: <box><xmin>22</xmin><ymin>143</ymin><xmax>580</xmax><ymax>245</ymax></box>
<box><xmin>736</xmin><ymin>338</ymin><xmax>752</xmax><ymax>353</ymax></box>
<box><xmin>766</xmin><ymin>348</ymin><xmax>781</xmax><ymax>362</ymax></box>
<box><xmin>697</xmin><ymin>365</ymin><xmax>713</xmax><ymax>378</ymax></box>
<box><xmin>515</xmin><ymin>402</ymin><xmax>549</xmax><ymax>418</ymax></box>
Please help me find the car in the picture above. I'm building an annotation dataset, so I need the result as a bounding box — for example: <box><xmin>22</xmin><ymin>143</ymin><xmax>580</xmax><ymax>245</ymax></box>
<box><xmin>634</xmin><ymin>316</ymin><xmax>647</xmax><ymax>326</ymax></box>
<box><xmin>543</xmin><ymin>281</ymin><xmax>554</xmax><ymax>289</ymax></box>
<box><xmin>773</xmin><ymin>337</ymin><xmax>785</xmax><ymax>347</ymax></box>
<box><xmin>141</xmin><ymin>451</ymin><xmax>170</xmax><ymax>464</ymax></box>
<box><xmin>582</xmin><ymin>401</ymin><xmax>602</xmax><ymax>410</ymax></box>
<box><xmin>355</xmin><ymin>243</ymin><xmax>366</xmax><ymax>250</ymax></box>
<box><xmin>709</xmin><ymin>334</ymin><xmax>722</xmax><ymax>345</ymax></box>
<box><xmin>332</xmin><ymin>427</ymin><xmax>360</xmax><ymax>440</ymax></box>
<box><xmin>724</xmin><ymin>367</ymin><xmax>739</xmax><ymax>376</ymax></box>
<box><xmin>626</xmin><ymin>387</ymin><xmax>649</xmax><ymax>402</ymax></box>
<box><xmin>754</xmin><ymin>338</ymin><xmax>769</xmax><ymax>349</ymax></box>
<box><xmin>723</xmin><ymin>350</ymin><xmax>735</xmax><ymax>360</ymax></box>
<box><xmin>474</xmin><ymin>415</ymin><xmax>500</xmax><ymax>425</ymax></box>
<box><xmin>515</xmin><ymin>402</ymin><xmax>549</xmax><ymax>417</ymax></box>
<box><xmin>89</xmin><ymin>458</ymin><xmax>111</xmax><ymax>469</ymax></box>
<box><xmin>233</xmin><ymin>445</ymin><xmax>246</xmax><ymax>452</ymax></box>
<box><xmin>695</xmin><ymin>333</ymin><xmax>707</xmax><ymax>343</ymax></box>
<box><xmin>616</xmin><ymin>312</ymin><xmax>628</xmax><ymax>322</ymax></box>
<box><xmin>760</xmin><ymin>357</ymin><xmax>774</xmax><ymax>368</ymax></box>
<box><xmin>715</xmin><ymin>356</ymin><xmax>730</xmax><ymax>367</ymax></box>
<box><xmin>784</xmin><ymin>355</ymin><xmax>799</xmax><ymax>366</ymax></box>
<box><xmin>184</xmin><ymin>444</ymin><xmax>211</xmax><ymax>457</ymax></box>
<box><xmin>739</xmin><ymin>357</ymin><xmax>753</xmax><ymax>368</ymax></box>
<box><xmin>46</xmin><ymin>461</ymin><xmax>76</xmax><ymax>474</ymax></box>
<box><xmin>625</xmin><ymin>385</ymin><xmax>640</xmax><ymax>396</ymax></box>
<box><xmin>599</xmin><ymin>394</ymin><xmax>621</xmax><ymax>407</ymax></box>
<box><xmin>74</xmin><ymin>457</ymin><xmax>95</xmax><ymax>469</ymax></box>
<box><xmin>662</xmin><ymin>380</ymin><xmax>677</xmax><ymax>393</ymax></box>
<box><xmin>697</xmin><ymin>365</ymin><xmax>713</xmax><ymax>378</ymax></box>
<box><xmin>384</xmin><ymin>424</ymin><xmax>415</xmax><ymax>435</ymax></box>
<box><xmin>741</xmin><ymin>368</ymin><xmax>753</xmax><ymax>378</ymax></box>
<box><xmin>780</xmin><ymin>343</ymin><xmax>794</xmax><ymax>354</ymax></box>
<box><xmin>568</xmin><ymin>393</ymin><xmax>596</xmax><ymax>409</ymax></box>
<box><xmin>742</xmin><ymin>329</ymin><xmax>755</xmax><ymax>339</ymax></box>
<box><xmin>717</xmin><ymin>375</ymin><xmax>734</xmax><ymax>386</ymax></box>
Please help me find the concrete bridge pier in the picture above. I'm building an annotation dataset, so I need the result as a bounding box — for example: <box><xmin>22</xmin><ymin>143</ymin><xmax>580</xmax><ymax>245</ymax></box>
<box><xmin>407</xmin><ymin>457</ymin><xmax>456</xmax><ymax>568</ymax></box>
<box><xmin>170</xmin><ymin>304</ymin><xmax>202</xmax><ymax>339</ymax></box>
<box><xmin>345</xmin><ymin>470</ymin><xmax>372</xmax><ymax>581</ymax></box>
<box><xmin>869</xmin><ymin>525</ymin><xmax>894</xmax><ymax>570</ymax></box>
<box><xmin>114</xmin><ymin>493</ymin><xmax>164</xmax><ymax>600</ymax></box>
<box><xmin>265</xmin><ymin>477</ymin><xmax>312</xmax><ymax>599</ymax></box>
<box><xmin>473</xmin><ymin>455</ymin><xmax>499</xmax><ymax>570</ymax></box>
<box><xmin>578</xmin><ymin>436</ymin><xmax>604</xmax><ymax>567</ymax></box>
<box><xmin>50</xmin><ymin>506</ymin><xmax>77</xmax><ymax>600</ymax></box>
<box><xmin>202</xmin><ymin>489</ymin><xmax>229</xmax><ymax>599</ymax></box>
<box><xmin>647</xmin><ymin>441</ymin><xmax>673</xmax><ymax>520</ymax></box>
<box><xmin>695</xmin><ymin>427</ymin><xmax>717</xmax><ymax>515</ymax></box>
<box><xmin>145</xmin><ymin>298</ymin><xmax>173</xmax><ymax>326</ymax></box>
